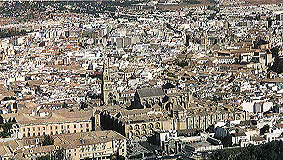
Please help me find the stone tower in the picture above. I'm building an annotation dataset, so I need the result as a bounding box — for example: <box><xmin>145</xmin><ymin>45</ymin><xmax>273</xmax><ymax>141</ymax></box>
<box><xmin>102</xmin><ymin>59</ymin><xmax>118</xmax><ymax>105</ymax></box>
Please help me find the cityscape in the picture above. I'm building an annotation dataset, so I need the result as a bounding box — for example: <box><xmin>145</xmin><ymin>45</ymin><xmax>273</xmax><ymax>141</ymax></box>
<box><xmin>0</xmin><ymin>0</ymin><xmax>283</xmax><ymax>159</ymax></box>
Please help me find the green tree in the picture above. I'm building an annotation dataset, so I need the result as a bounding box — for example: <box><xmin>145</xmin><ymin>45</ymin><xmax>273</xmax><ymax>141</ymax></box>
<box><xmin>260</xmin><ymin>124</ymin><xmax>270</xmax><ymax>135</ymax></box>
<box><xmin>0</xmin><ymin>115</ymin><xmax>3</xmax><ymax>124</ymax></box>
<box><xmin>42</xmin><ymin>135</ymin><xmax>54</xmax><ymax>146</ymax></box>
<box><xmin>268</xmin><ymin>47</ymin><xmax>283</xmax><ymax>74</ymax></box>
<box><xmin>36</xmin><ymin>155</ymin><xmax>50</xmax><ymax>160</ymax></box>
<box><xmin>52</xmin><ymin>147</ymin><xmax>65</xmax><ymax>160</ymax></box>
<box><xmin>221</xmin><ymin>133</ymin><xmax>232</xmax><ymax>147</ymax></box>
<box><xmin>0</xmin><ymin>121</ymin><xmax>16</xmax><ymax>138</ymax></box>
<box><xmin>62</xmin><ymin>102</ymin><xmax>68</xmax><ymax>108</ymax></box>
<box><xmin>209</xmin><ymin>140</ymin><xmax>283</xmax><ymax>160</ymax></box>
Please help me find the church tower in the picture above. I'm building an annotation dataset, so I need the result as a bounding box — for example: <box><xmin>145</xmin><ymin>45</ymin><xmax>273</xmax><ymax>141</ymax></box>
<box><xmin>102</xmin><ymin>59</ymin><xmax>118</xmax><ymax>105</ymax></box>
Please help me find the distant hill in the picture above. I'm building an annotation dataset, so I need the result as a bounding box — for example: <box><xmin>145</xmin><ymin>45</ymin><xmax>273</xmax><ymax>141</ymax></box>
<box><xmin>245</xmin><ymin>0</ymin><xmax>283</xmax><ymax>5</ymax></box>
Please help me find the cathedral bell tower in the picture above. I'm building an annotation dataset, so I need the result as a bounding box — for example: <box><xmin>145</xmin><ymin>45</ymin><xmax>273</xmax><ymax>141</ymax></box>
<box><xmin>102</xmin><ymin>59</ymin><xmax>118</xmax><ymax>105</ymax></box>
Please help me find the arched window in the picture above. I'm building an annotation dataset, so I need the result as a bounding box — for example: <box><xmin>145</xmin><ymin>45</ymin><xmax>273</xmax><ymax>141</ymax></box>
<box><xmin>149</xmin><ymin>123</ymin><xmax>153</xmax><ymax>128</ymax></box>
<box><xmin>156</xmin><ymin>122</ymin><xmax>160</xmax><ymax>129</ymax></box>
<box><xmin>142</xmin><ymin>130</ymin><xmax>147</xmax><ymax>135</ymax></box>
<box><xmin>135</xmin><ymin>130</ymin><xmax>140</xmax><ymax>136</ymax></box>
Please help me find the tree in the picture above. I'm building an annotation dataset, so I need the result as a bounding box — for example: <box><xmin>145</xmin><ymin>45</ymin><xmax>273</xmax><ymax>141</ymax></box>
<box><xmin>209</xmin><ymin>140</ymin><xmax>283</xmax><ymax>160</ymax></box>
<box><xmin>260</xmin><ymin>124</ymin><xmax>270</xmax><ymax>135</ymax></box>
<box><xmin>35</xmin><ymin>148</ymin><xmax>65</xmax><ymax>160</ymax></box>
<box><xmin>36</xmin><ymin>155</ymin><xmax>50</xmax><ymax>160</ymax></box>
<box><xmin>0</xmin><ymin>121</ymin><xmax>16</xmax><ymax>138</ymax></box>
<box><xmin>42</xmin><ymin>135</ymin><xmax>54</xmax><ymax>146</ymax></box>
<box><xmin>272</xmin><ymin>104</ymin><xmax>280</xmax><ymax>113</ymax></box>
<box><xmin>0</xmin><ymin>115</ymin><xmax>3</xmax><ymax>124</ymax></box>
<box><xmin>268</xmin><ymin>47</ymin><xmax>283</xmax><ymax>74</ymax></box>
<box><xmin>52</xmin><ymin>147</ymin><xmax>65</xmax><ymax>160</ymax></box>
<box><xmin>206</xmin><ymin>125</ymin><xmax>215</xmax><ymax>133</ymax></box>
<box><xmin>62</xmin><ymin>102</ymin><xmax>68</xmax><ymax>108</ymax></box>
<box><xmin>221</xmin><ymin>133</ymin><xmax>232</xmax><ymax>147</ymax></box>
<box><xmin>212</xmin><ymin>96</ymin><xmax>222</xmax><ymax>102</ymax></box>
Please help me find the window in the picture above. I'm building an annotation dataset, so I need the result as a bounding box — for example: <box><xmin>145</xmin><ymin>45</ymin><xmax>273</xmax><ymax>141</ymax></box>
<box><xmin>28</xmin><ymin>128</ymin><xmax>30</xmax><ymax>131</ymax></box>
<box><xmin>23</xmin><ymin>128</ymin><xmax>25</xmax><ymax>132</ymax></box>
<box><xmin>86</xmin><ymin>124</ymin><xmax>89</xmax><ymax>128</ymax></box>
<box><xmin>135</xmin><ymin>125</ymin><xmax>139</xmax><ymax>130</ymax></box>
<box><xmin>135</xmin><ymin>131</ymin><xmax>140</xmax><ymax>135</ymax></box>
<box><xmin>50</xmin><ymin>126</ymin><xmax>52</xmax><ymax>130</ymax></box>
<box><xmin>43</xmin><ymin>127</ymin><xmax>45</xmax><ymax>130</ymax></box>
<box><xmin>142</xmin><ymin>130</ymin><xmax>146</xmax><ymax>135</ymax></box>
<box><xmin>61</xmin><ymin>126</ymin><xmax>64</xmax><ymax>129</ymax></box>
<box><xmin>67</xmin><ymin>125</ymin><xmax>70</xmax><ymax>129</ymax></box>
<box><xmin>80</xmin><ymin>124</ymin><xmax>83</xmax><ymax>128</ymax></box>
<box><xmin>74</xmin><ymin>125</ymin><xmax>76</xmax><ymax>128</ymax></box>
<box><xmin>38</xmin><ymin>127</ymin><xmax>40</xmax><ymax>131</ymax></box>
<box><xmin>74</xmin><ymin>130</ymin><xmax>76</xmax><ymax>133</ymax></box>
<box><xmin>33</xmin><ymin>127</ymin><xmax>35</xmax><ymax>131</ymax></box>
<box><xmin>55</xmin><ymin>126</ymin><xmax>58</xmax><ymax>129</ymax></box>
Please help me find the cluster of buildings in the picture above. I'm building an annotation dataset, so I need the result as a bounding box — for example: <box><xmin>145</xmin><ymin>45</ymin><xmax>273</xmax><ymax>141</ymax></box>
<box><xmin>0</xmin><ymin>1</ymin><xmax>283</xmax><ymax>159</ymax></box>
